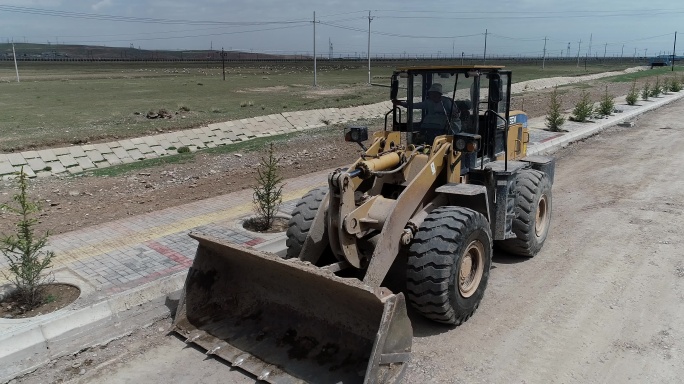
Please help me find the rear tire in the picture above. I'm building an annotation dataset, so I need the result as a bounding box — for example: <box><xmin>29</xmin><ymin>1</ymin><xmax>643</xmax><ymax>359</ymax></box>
<box><xmin>496</xmin><ymin>169</ymin><xmax>552</xmax><ymax>257</ymax></box>
<box><xmin>285</xmin><ymin>186</ymin><xmax>328</xmax><ymax>260</ymax></box>
<box><xmin>407</xmin><ymin>206</ymin><xmax>492</xmax><ymax>325</ymax></box>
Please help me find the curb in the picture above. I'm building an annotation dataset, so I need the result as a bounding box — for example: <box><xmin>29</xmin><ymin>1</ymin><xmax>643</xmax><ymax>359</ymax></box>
<box><xmin>0</xmin><ymin>272</ymin><xmax>186</xmax><ymax>383</ymax></box>
<box><xmin>527</xmin><ymin>91</ymin><xmax>684</xmax><ymax>156</ymax></box>
<box><xmin>1</xmin><ymin>88</ymin><xmax>682</xmax><ymax>383</ymax></box>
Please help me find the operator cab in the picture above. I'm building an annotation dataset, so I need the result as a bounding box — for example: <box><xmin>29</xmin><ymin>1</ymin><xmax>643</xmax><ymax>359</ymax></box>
<box><xmin>388</xmin><ymin>66</ymin><xmax>526</xmax><ymax>166</ymax></box>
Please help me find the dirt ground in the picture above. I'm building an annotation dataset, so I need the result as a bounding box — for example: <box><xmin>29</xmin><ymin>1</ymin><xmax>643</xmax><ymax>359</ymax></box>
<box><xmin>13</xmin><ymin>92</ymin><xmax>684</xmax><ymax>384</ymax></box>
<box><xmin>0</xmin><ymin>79</ymin><xmax>642</xmax><ymax>237</ymax></box>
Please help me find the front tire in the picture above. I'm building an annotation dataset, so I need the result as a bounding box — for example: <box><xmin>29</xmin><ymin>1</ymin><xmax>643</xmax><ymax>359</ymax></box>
<box><xmin>285</xmin><ymin>186</ymin><xmax>328</xmax><ymax>260</ymax></box>
<box><xmin>497</xmin><ymin>169</ymin><xmax>552</xmax><ymax>257</ymax></box>
<box><xmin>407</xmin><ymin>206</ymin><xmax>492</xmax><ymax>325</ymax></box>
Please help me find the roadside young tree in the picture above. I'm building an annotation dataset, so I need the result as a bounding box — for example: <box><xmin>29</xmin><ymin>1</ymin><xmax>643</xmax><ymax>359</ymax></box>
<box><xmin>626</xmin><ymin>80</ymin><xmax>639</xmax><ymax>106</ymax></box>
<box><xmin>641</xmin><ymin>81</ymin><xmax>650</xmax><ymax>101</ymax></box>
<box><xmin>650</xmin><ymin>76</ymin><xmax>661</xmax><ymax>97</ymax></box>
<box><xmin>252</xmin><ymin>143</ymin><xmax>284</xmax><ymax>231</ymax></box>
<box><xmin>597</xmin><ymin>85</ymin><xmax>615</xmax><ymax>116</ymax></box>
<box><xmin>545</xmin><ymin>86</ymin><xmax>565</xmax><ymax>132</ymax></box>
<box><xmin>670</xmin><ymin>76</ymin><xmax>682</xmax><ymax>92</ymax></box>
<box><xmin>571</xmin><ymin>90</ymin><xmax>593</xmax><ymax>122</ymax></box>
<box><xmin>1</xmin><ymin>169</ymin><xmax>55</xmax><ymax>308</ymax></box>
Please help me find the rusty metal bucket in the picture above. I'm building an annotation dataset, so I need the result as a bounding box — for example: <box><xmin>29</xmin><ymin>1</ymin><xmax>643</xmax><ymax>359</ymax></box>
<box><xmin>173</xmin><ymin>234</ymin><xmax>412</xmax><ymax>383</ymax></box>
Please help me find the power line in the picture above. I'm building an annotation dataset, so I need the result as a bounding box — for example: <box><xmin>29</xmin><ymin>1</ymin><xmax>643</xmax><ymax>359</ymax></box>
<box><xmin>0</xmin><ymin>5</ymin><xmax>309</xmax><ymax>25</ymax></box>
<box><xmin>320</xmin><ymin>21</ymin><xmax>482</xmax><ymax>39</ymax></box>
<box><xmin>63</xmin><ymin>24</ymin><xmax>311</xmax><ymax>44</ymax></box>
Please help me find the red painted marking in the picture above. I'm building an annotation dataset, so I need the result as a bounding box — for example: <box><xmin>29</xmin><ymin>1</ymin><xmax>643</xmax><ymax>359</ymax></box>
<box><xmin>540</xmin><ymin>134</ymin><xmax>564</xmax><ymax>143</ymax></box>
<box><xmin>106</xmin><ymin>264</ymin><xmax>186</xmax><ymax>294</ymax></box>
<box><xmin>145</xmin><ymin>240</ymin><xmax>193</xmax><ymax>268</ymax></box>
<box><xmin>244</xmin><ymin>238</ymin><xmax>265</xmax><ymax>247</ymax></box>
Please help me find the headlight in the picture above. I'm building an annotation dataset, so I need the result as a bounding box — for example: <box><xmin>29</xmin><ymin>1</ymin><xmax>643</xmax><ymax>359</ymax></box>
<box><xmin>455</xmin><ymin>139</ymin><xmax>466</xmax><ymax>151</ymax></box>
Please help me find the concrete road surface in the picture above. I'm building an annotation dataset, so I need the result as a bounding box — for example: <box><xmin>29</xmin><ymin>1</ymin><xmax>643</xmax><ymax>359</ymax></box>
<box><xmin>23</xmin><ymin>99</ymin><xmax>684</xmax><ymax>383</ymax></box>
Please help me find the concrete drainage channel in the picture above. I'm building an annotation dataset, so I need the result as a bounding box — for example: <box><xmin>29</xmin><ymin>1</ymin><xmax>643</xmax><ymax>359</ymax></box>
<box><xmin>1</xmin><ymin>89</ymin><xmax>683</xmax><ymax>383</ymax></box>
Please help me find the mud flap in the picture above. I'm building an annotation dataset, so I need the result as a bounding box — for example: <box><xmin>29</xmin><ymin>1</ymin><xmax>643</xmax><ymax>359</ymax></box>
<box><xmin>173</xmin><ymin>234</ymin><xmax>412</xmax><ymax>384</ymax></box>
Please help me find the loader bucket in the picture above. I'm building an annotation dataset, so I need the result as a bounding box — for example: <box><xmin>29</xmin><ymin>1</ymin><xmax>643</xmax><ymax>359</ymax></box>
<box><xmin>173</xmin><ymin>233</ymin><xmax>413</xmax><ymax>384</ymax></box>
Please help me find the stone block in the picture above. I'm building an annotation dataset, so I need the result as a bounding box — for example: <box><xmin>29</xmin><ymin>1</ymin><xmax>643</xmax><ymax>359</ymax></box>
<box><xmin>6</xmin><ymin>153</ymin><xmax>26</xmax><ymax>166</ymax></box>
<box><xmin>151</xmin><ymin>146</ymin><xmax>168</xmax><ymax>156</ymax></box>
<box><xmin>128</xmin><ymin>149</ymin><xmax>144</xmax><ymax>160</ymax></box>
<box><xmin>137</xmin><ymin>144</ymin><xmax>153</xmax><ymax>154</ymax></box>
<box><xmin>21</xmin><ymin>150</ymin><xmax>39</xmax><ymax>159</ymax></box>
<box><xmin>112</xmin><ymin>147</ymin><xmax>130</xmax><ymax>160</ymax></box>
<box><xmin>57</xmin><ymin>155</ymin><xmax>78</xmax><ymax>168</ymax></box>
<box><xmin>94</xmin><ymin>143</ymin><xmax>113</xmax><ymax>153</ymax></box>
<box><xmin>52</xmin><ymin>147</ymin><xmax>70</xmax><ymax>156</ymax></box>
<box><xmin>38</xmin><ymin>149</ymin><xmax>58</xmax><ymax>162</ymax></box>
<box><xmin>130</xmin><ymin>137</ymin><xmax>145</xmax><ymax>145</ymax></box>
<box><xmin>0</xmin><ymin>162</ymin><xmax>15</xmax><ymax>175</ymax></box>
<box><xmin>27</xmin><ymin>157</ymin><xmax>46</xmax><ymax>171</ymax></box>
<box><xmin>46</xmin><ymin>161</ymin><xmax>66</xmax><ymax>174</ymax></box>
<box><xmin>69</xmin><ymin>146</ymin><xmax>86</xmax><ymax>158</ymax></box>
<box><xmin>103</xmin><ymin>153</ymin><xmax>121</xmax><ymax>165</ymax></box>
<box><xmin>178</xmin><ymin>136</ymin><xmax>194</xmax><ymax>146</ymax></box>
<box><xmin>86</xmin><ymin>150</ymin><xmax>105</xmax><ymax>163</ymax></box>
<box><xmin>67</xmin><ymin>166</ymin><xmax>84</xmax><ymax>174</ymax></box>
<box><xmin>142</xmin><ymin>136</ymin><xmax>160</xmax><ymax>147</ymax></box>
<box><xmin>119</xmin><ymin>140</ymin><xmax>136</xmax><ymax>150</ymax></box>
<box><xmin>77</xmin><ymin>157</ymin><xmax>96</xmax><ymax>169</ymax></box>
<box><xmin>184</xmin><ymin>130</ymin><xmax>199</xmax><ymax>140</ymax></box>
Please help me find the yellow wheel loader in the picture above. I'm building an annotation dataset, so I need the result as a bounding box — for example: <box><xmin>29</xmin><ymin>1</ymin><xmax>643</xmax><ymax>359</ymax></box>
<box><xmin>173</xmin><ymin>66</ymin><xmax>554</xmax><ymax>383</ymax></box>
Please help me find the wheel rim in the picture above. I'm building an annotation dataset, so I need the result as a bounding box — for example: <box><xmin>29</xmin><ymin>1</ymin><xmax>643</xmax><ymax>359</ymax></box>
<box><xmin>458</xmin><ymin>240</ymin><xmax>484</xmax><ymax>298</ymax></box>
<box><xmin>535</xmin><ymin>194</ymin><xmax>549</xmax><ymax>238</ymax></box>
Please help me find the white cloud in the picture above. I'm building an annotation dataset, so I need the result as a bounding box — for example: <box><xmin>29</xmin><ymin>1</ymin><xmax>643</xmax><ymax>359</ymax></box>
<box><xmin>92</xmin><ymin>0</ymin><xmax>113</xmax><ymax>11</ymax></box>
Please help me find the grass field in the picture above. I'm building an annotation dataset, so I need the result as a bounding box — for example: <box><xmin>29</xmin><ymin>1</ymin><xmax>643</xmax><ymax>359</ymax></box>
<box><xmin>0</xmin><ymin>60</ymin><xmax>639</xmax><ymax>152</ymax></box>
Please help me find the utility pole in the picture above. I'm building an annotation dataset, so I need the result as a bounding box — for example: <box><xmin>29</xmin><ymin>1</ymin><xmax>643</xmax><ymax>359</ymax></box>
<box><xmin>673</xmin><ymin>31</ymin><xmax>677</xmax><ymax>71</ymax></box>
<box><xmin>644</xmin><ymin>48</ymin><xmax>647</xmax><ymax>58</ymax></box>
<box><xmin>603</xmin><ymin>43</ymin><xmax>607</xmax><ymax>59</ymax></box>
<box><xmin>483</xmin><ymin>29</ymin><xmax>488</xmax><ymax>64</ymax></box>
<box><xmin>567</xmin><ymin>42</ymin><xmax>571</xmax><ymax>57</ymax></box>
<box><xmin>542</xmin><ymin>36</ymin><xmax>548</xmax><ymax>69</ymax></box>
<box><xmin>621</xmin><ymin>44</ymin><xmax>625</xmax><ymax>58</ymax></box>
<box><xmin>12</xmin><ymin>43</ymin><xmax>19</xmax><ymax>83</ymax></box>
<box><xmin>576</xmin><ymin>39</ymin><xmax>582</xmax><ymax>67</ymax></box>
<box><xmin>221</xmin><ymin>48</ymin><xmax>226</xmax><ymax>80</ymax></box>
<box><xmin>313</xmin><ymin>11</ymin><xmax>317</xmax><ymax>86</ymax></box>
<box><xmin>461</xmin><ymin>51</ymin><xmax>464</xmax><ymax>65</ymax></box>
<box><xmin>367</xmin><ymin>10</ymin><xmax>374</xmax><ymax>84</ymax></box>
<box><xmin>588</xmin><ymin>33</ymin><xmax>592</xmax><ymax>57</ymax></box>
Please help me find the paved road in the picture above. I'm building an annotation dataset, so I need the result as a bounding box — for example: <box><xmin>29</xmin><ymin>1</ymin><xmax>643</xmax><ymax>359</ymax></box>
<box><xmin>23</xmin><ymin>99</ymin><xmax>684</xmax><ymax>383</ymax></box>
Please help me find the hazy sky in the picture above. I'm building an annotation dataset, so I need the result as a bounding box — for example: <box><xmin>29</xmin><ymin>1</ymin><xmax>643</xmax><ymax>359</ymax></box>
<box><xmin>0</xmin><ymin>1</ymin><xmax>680</xmax><ymax>58</ymax></box>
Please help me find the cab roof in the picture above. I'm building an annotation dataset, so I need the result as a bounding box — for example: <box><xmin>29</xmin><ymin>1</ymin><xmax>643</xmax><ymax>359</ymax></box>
<box><xmin>395</xmin><ymin>65</ymin><xmax>505</xmax><ymax>72</ymax></box>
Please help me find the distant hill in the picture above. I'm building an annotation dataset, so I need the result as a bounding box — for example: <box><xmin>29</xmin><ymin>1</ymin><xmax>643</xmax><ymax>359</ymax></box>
<box><xmin>0</xmin><ymin>43</ymin><xmax>294</xmax><ymax>60</ymax></box>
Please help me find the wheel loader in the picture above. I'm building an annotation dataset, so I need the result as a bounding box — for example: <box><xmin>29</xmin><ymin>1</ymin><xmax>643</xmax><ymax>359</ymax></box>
<box><xmin>173</xmin><ymin>65</ymin><xmax>554</xmax><ymax>383</ymax></box>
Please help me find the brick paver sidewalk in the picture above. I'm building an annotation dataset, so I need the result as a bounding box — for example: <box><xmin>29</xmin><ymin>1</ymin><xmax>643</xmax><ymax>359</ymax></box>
<box><xmin>0</xmin><ymin>170</ymin><xmax>328</xmax><ymax>297</ymax></box>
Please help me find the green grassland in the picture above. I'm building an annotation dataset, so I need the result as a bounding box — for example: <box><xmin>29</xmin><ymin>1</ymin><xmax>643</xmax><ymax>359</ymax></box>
<box><xmin>0</xmin><ymin>59</ymin><xmax>637</xmax><ymax>152</ymax></box>
<box><xmin>605</xmin><ymin>66</ymin><xmax>684</xmax><ymax>82</ymax></box>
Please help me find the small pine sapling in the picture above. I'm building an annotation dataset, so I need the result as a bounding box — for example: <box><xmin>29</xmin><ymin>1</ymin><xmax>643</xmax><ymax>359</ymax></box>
<box><xmin>571</xmin><ymin>90</ymin><xmax>593</xmax><ymax>122</ymax></box>
<box><xmin>641</xmin><ymin>81</ymin><xmax>650</xmax><ymax>101</ymax></box>
<box><xmin>252</xmin><ymin>143</ymin><xmax>284</xmax><ymax>231</ymax></box>
<box><xmin>597</xmin><ymin>85</ymin><xmax>615</xmax><ymax>116</ymax></box>
<box><xmin>545</xmin><ymin>86</ymin><xmax>565</xmax><ymax>132</ymax></box>
<box><xmin>650</xmin><ymin>76</ymin><xmax>661</xmax><ymax>97</ymax></box>
<box><xmin>1</xmin><ymin>169</ymin><xmax>56</xmax><ymax>308</ymax></box>
<box><xmin>625</xmin><ymin>80</ymin><xmax>639</xmax><ymax>106</ymax></box>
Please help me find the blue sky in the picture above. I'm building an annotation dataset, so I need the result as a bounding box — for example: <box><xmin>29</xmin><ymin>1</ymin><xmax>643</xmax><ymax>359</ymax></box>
<box><xmin>0</xmin><ymin>0</ymin><xmax>680</xmax><ymax>58</ymax></box>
